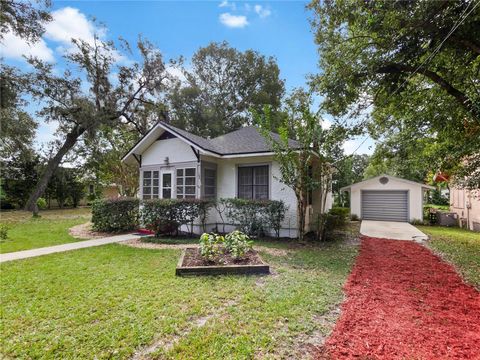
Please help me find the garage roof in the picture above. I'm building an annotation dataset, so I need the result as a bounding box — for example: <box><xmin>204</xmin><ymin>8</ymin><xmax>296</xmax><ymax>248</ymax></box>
<box><xmin>340</xmin><ymin>175</ymin><xmax>435</xmax><ymax>192</ymax></box>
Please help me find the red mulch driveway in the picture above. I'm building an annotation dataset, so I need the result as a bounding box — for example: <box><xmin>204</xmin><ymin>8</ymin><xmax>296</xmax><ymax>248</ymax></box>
<box><xmin>318</xmin><ymin>236</ymin><xmax>480</xmax><ymax>360</ymax></box>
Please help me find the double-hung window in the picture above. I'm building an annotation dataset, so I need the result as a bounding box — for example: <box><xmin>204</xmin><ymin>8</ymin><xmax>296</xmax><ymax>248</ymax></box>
<box><xmin>204</xmin><ymin>168</ymin><xmax>216</xmax><ymax>199</ymax></box>
<box><xmin>143</xmin><ymin>170</ymin><xmax>159</xmax><ymax>199</ymax></box>
<box><xmin>176</xmin><ymin>168</ymin><xmax>196</xmax><ymax>199</ymax></box>
<box><xmin>237</xmin><ymin>165</ymin><xmax>269</xmax><ymax>200</ymax></box>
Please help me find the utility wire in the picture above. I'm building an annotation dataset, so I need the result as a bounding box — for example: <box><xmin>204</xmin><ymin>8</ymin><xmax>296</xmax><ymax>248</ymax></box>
<box><xmin>333</xmin><ymin>0</ymin><xmax>479</xmax><ymax>163</ymax></box>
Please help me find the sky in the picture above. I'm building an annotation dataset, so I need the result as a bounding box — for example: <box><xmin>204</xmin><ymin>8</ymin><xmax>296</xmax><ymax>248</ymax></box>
<box><xmin>1</xmin><ymin>0</ymin><xmax>374</xmax><ymax>155</ymax></box>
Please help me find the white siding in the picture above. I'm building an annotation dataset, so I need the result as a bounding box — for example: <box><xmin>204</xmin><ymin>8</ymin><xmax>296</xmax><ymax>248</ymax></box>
<box><xmin>349</xmin><ymin>177</ymin><xmax>425</xmax><ymax>222</ymax></box>
<box><xmin>142</xmin><ymin>138</ymin><xmax>197</xmax><ymax>166</ymax></box>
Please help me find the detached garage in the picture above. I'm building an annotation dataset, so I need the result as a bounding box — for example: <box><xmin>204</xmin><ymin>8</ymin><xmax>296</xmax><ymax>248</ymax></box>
<box><xmin>341</xmin><ymin>175</ymin><xmax>434</xmax><ymax>222</ymax></box>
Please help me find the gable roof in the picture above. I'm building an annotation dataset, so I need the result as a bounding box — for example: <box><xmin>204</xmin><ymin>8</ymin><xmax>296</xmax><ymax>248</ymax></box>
<box><xmin>340</xmin><ymin>174</ymin><xmax>435</xmax><ymax>191</ymax></box>
<box><xmin>122</xmin><ymin>121</ymin><xmax>301</xmax><ymax>164</ymax></box>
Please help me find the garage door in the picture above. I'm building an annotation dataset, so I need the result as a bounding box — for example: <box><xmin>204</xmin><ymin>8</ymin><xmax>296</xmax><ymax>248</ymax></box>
<box><xmin>361</xmin><ymin>190</ymin><xmax>408</xmax><ymax>222</ymax></box>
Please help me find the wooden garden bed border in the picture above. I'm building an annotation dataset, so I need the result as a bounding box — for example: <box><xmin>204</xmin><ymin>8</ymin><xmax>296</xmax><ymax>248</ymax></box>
<box><xmin>176</xmin><ymin>248</ymin><xmax>270</xmax><ymax>276</ymax></box>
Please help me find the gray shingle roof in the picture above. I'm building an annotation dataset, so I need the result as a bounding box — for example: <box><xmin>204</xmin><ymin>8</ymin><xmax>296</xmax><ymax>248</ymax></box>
<box><xmin>160</xmin><ymin>122</ymin><xmax>301</xmax><ymax>155</ymax></box>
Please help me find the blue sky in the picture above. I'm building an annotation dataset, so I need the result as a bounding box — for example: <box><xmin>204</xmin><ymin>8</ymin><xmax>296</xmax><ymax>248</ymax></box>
<box><xmin>1</xmin><ymin>0</ymin><xmax>374</xmax><ymax>155</ymax></box>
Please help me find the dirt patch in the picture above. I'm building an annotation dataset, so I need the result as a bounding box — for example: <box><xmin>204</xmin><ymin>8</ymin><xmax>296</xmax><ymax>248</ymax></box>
<box><xmin>315</xmin><ymin>236</ymin><xmax>480</xmax><ymax>360</ymax></box>
<box><xmin>255</xmin><ymin>246</ymin><xmax>291</xmax><ymax>257</ymax></box>
<box><xmin>121</xmin><ymin>238</ymin><xmax>198</xmax><ymax>250</ymax></box>
<box><xmin>68</xmin><ymin>222</ymin><xmax>112</xmax><ymax>239</ymax></box>
<box><xmin>183</xmin><ymin>247</ymin><xmax>264</xmax><ymax>266</ymax></box>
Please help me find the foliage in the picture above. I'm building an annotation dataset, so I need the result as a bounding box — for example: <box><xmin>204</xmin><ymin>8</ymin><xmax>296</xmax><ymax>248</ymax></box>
<box><xmin>309</xmin><ymin>0</ymin><xmax>480</xmax><ymax>189</ymax></box>
<box><xmin>92</xmin><ymin>198</ymin><xmax>140</xmax><ymax>232</ymax></box>
<box><xmin>0</xmin><ymin>0</ymin><xmax>51</xmax><ymax>43</ymax></box>
<box><xmin>15</xmin><ymin>32</ymin><xmax>174</xmax><ymax>215</ymax></box>
<box><xmin>350</xmin><ymin>214</ymin><xmax>359</xmax><ymax>221</ymax></box>
<box><xmin>430</xmin><ymin>188</ymin><xmax>449</xmax><ymax>206</ymax></box>
<box><xmin>168</xmin><ymin>41</ymin><xmax>285</xmax><ymax>137</ymax></box>
<box><xmin>324</xmin><ymin>207</ymin><xmax>349</xmax><ymax>232</ymax></box>
<box><xmin>333</xmin><ymin>154</ymin><xmax>369</xmax><ymax>205</ymax></box>
<box><xmin>141</xmin><ymin>199</ymin><xmax>213</xmax><ymax>236</ymax></box>
<box><xmin>36</xmin><ymin>197</ymin><xmax>47</xmax><ymax>210</ymax></box>
<box><xmin>222</xmin><ymin>198</ymin><xmax>287</xmax><ymax>238</ymax></box>
<box><xmin>199</xmin><ymin>232</ymin><xmax>225</xmax><ymax>262</ymax></box>
<box><xmin>255</xmin><ymin>89</ymin><xmax>345</xmax><ymax>241</ymax></box>
<box><xmin>224</xmin><ymin>230</ymin><xmax>253</xmax><ymax>260</ymax></box>
<box><xmin>0</xmin><ymin>224</ymin><xmax>9</xmax><ymax>241</ymax></box>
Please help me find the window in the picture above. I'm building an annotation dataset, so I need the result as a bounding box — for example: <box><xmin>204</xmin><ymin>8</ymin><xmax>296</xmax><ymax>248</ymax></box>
<box><xmin>143</xmin><ymin>170</ymin><xmax>159</xmax><ymax>200</ymax></box>
<box><xmin>204</xmin><ymin>168</ymin><xmax>216</xmax><ymax>199</ymax></box>
<box><xmin>162</xmin><ymin>172</ymin><xmax>172</xmax><ymax>199</ymax></box>
<box><xmin>176</xmin><ymin>168</ymin><xmax>196</xmax><ymax>199</ymax></box>
<box><xmin>238</xmin><ymin>165</ymin><xmax>269</xmax><ymax>200</ymax></box>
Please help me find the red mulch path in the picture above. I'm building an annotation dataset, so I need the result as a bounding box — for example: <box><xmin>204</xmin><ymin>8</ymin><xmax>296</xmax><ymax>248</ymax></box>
<box><xmin>316</xmin><ymin>236</ymin><xmax>480</xmax><ymax>360</ymax></box>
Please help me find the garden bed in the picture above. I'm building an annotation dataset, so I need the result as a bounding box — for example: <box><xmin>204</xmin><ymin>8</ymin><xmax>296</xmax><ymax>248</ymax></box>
<box><xmin>176</xmin><ymin>247</ymin><xmax>270</xmax><ymax>276</ymax></box>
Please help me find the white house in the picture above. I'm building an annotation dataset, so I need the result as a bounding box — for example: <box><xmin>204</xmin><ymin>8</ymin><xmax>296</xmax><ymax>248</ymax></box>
<box><xmin>340</xmin><ymin>175</ymin><xmax>434</xmax><ymax>222</ymax></box>
<box><xmin>122</xmin><ymin>121</ymin><xmax>332</xmax><ymax>238</ymax></box>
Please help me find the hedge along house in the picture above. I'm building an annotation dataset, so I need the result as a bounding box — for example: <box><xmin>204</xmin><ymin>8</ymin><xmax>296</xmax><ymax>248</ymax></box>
<box><xmin>340</xmin><ymin>175</ymin><xmax>434</xmax><ymax>223</ymax></box>
<box><xmin>122</xmin><ymin>121</ymin><xmax>333</xmax><ymax>238</ymax></box>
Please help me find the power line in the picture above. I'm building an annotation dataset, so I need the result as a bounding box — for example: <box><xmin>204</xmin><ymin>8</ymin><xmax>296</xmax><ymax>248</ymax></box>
<box><xmin>334</xmin><ymin>0</ymin><xmax>479</xmax><ymax>163</ymax></box>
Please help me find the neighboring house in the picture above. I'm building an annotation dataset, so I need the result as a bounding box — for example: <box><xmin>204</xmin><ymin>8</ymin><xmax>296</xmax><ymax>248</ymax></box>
<box><xmin>340</xmin><ymin>175</ymin><xmax>434</xmax><ymax>222</ymax></box>
<box><xmin>449</xmin><ymin>187</ymin><xmax>480</xmax><ymax>231</ymax></box>
<box><xmin>122</xmin><ymin>121</ymin><xmax>332</xmax><ymax>238</ymax></box>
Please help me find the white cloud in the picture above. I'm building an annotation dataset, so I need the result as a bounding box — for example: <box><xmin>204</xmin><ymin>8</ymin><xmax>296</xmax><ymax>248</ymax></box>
<box><xmin>254</xmin><ymin>4</ymin><xmax>271</xmax><ymax>18</ymax></box>
<box><xmin>219</xmin><ymin>1</ymin><xmax>236</xmax><ymax>10</ymax></box>
<box><xmin>0</xmin><ymin>31</ymin><xmax>54</xmax><ymax>62</ymax></box>
<box><xmin>342</xmin><ymin>137</ymin><xmax>375</xmax><ymax>155</ymax></box>
<box><xmin>219</xmin><ymin>13</ymin><xmax>248</xmax><ymax>28</ymax></box>
<box><xmin>45</xmin><ymin>7</ymin><xmax>99</xmax><ymax>45</ymax></box>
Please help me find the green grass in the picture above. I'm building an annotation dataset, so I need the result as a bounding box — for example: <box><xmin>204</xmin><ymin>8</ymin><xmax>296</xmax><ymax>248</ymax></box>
<box><xmin>418</xmin><ymin>225</ymin><xmax>480</xmax><ymax>288</ymax></box>
<box><xmin>0</xmin><ymin>239</ymin><xmax>357</xmax><ymax>359</ymax></box>
<box><xmin>0</xmin><ymin>208</ymin><xmax>91</xmax><ymax>253</ymax></box>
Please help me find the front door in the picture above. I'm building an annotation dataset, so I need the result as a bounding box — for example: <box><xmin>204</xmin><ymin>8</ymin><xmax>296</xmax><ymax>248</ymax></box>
<box><xmin>161</xmin><ymin>171</ymin><xmax>173</xmax><ymax>199</ymax></box>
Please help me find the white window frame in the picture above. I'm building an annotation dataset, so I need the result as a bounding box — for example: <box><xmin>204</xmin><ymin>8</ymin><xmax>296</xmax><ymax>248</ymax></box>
<box><xmin>161</xmin><ymin>170</ymin><xmax>174</xmax><ymax>199</ymax></box>
<box><xmin>176</xmin><ymin>167</ymin><xmax>197</xmax><ymax>199</ymax></box>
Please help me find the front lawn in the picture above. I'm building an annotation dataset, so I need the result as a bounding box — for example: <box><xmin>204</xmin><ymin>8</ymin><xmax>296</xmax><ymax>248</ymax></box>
<box><xmin>0</xmin><ymin>208</ymin><xmax>91</xmax><ymax>253</ymax></box>
<box><xmin>417</xmin><ymin>225</ymin><xmax>480</xmax><ymax>288</ymax></box>
<box><xmin>0</xmin><ymin>238</ymin><xmax>357</xmax><ymax>359</ymax></box>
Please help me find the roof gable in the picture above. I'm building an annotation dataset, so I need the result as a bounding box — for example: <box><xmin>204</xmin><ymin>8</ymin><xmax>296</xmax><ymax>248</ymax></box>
<box><xmin>340</xmin><ymin>174</ymin><xmax>435</xmax><ymax>191</ymax></box>
<box><xmin>122</xmin><ymin>121</ymin><xmax>301</xmax><ymax>164</ymax></box>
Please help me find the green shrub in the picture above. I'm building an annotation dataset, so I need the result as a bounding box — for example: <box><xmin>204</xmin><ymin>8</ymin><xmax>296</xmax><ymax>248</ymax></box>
<box><xmin>92</xmin><ymin>198</ymin><xmax>140</xmax><ymax>232</ymax></box>
<box><xmin>225</xmin><ymin>230</ymin><xmax>253</xmax><ymax>259</ymax></box>
<box><xmin>36</xmin><ymin>197</ymin><xmax>47</xmax><ymax>210</ymax></box>
<box><xmin>326</xmin><ymin>207</ymin><xmax>349</xmax><ymax>229</ymax></box>
<box><xmin>141</xmin><ymin>199</ymin><xmax>213</xmax><ymax>236</ymax></box>
<box><xmin>350</xmin><ymin>213</ymin><xmax>359</xmax><ymax>221</ymax></box>
<box><xmin>199</xmin><ymin>232</ymin><xmax>224</xmax><ymax>261</ymax></box>
<box><xmin>222</xmin><ymin>198</ymin><xmax>287</xmax><ymax>238</ymax></box>
<box><xmin>0</xmin><ymin>224</ymin><xmax>9</xmax><ymax>241</ymax></box>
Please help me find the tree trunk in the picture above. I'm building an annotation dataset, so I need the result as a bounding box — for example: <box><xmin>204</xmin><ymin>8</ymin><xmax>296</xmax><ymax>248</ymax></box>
<box><xmin>297</xmin><ymin>193</ymin><xmax>306</xmax><ymax>241</ymax></box>
<box><xmin>25</xmin><ymin>125</ymin><xmax>86</xmax><ymax>215</ymax></box>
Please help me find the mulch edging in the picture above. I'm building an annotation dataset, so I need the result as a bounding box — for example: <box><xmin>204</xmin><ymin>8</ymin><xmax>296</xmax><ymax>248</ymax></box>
<box><xmin>316</xmin><ymin>236</ymin><xmax>480</xmax><ymax>360</ymax></box>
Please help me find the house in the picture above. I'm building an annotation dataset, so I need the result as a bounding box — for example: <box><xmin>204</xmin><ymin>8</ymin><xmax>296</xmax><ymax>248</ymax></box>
<box><xmin>433</xmin><ymin>173</ymin><xmax>480</xmax><ymax>231</ymax></box>
<box><xmin>340</xmin><ymin>175</ymin><xmax>434</xmax><ymax>222</ymax></box>
<box><xmin>122</xmin><ymin>121</ymin><xmax>332</xmax><ymax>238</ymax></box>
<box><xmin>449</xmin><ymin>187</ymin><xmax>480</xmax><ymax>231</ymax></box>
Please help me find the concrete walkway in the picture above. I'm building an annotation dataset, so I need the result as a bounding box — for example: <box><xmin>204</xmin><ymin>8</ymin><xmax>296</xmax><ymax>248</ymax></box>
<box><xmin>0</xmin><ymin>234</ymin><xmax>140</xmax><ymax>263</ymax></box>
<box><xmin>360</xmin><ymin>220</ymin><xmax>428</xmax><ymax>241</ymax></box>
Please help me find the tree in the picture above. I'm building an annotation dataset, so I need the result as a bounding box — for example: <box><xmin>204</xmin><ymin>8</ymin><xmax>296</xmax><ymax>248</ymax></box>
<box><xmin>309</xmin><ymin>1</ymin><xmax>480</xmax><ymax>187</ymax></box>
<box><xmin>332</xmin><ymin>154</ymin><xmax>369</xmax><ymax>206</ymax></box>
<box><xmin>0</xmin><ymin>0</ymin><xmax>51</xmax><ymax>43</ymax></box>
<box><xmin>168</xmin><ymin>41</ymin><xmax>285</xmax><ymax>137</ymax></box>
<box><xmin>0</xmin><ymin>68</ymin><xmax>38</xmax><ymax>160</ymax></box>
<box><xmin>256</xmin><ymin>89</ymin><xmax>345</xmax><ymax>241</ymax></box>
<box><xmin>21</xmin><ymin>36</ymin><xmax>172</xmax><ymax>214</ymax></box>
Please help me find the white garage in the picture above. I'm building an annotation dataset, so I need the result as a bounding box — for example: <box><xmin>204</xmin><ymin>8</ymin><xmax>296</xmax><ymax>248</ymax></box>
<box><xmin>340</xmin><ymin>175</ymin><xmax>434</xmax><ymax>222</ymax></box>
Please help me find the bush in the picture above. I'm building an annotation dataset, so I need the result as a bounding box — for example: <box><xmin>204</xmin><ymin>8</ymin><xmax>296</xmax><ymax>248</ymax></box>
<box><xmin>141</xmin><ymin>199</ymin><xmax>213</xmax><ymax>237</ymax></box>
<box><xmin>327</xmin><ymin>207</ymin><xmax>349</xmax><ymax>229</ymax></box>
<box><xmin>0</xmin><ymin>224</ymin><xmax>9</xmax><ymax>241</ymax></box>
<box><xmin>199</xmin><ymin>232</ymin><xmax>224</xmax><ymax>261</ymax></box>
<box><xmin>350</xmin><ymin>213</ymin><xmax>359</xmax><ymax>221</ymax></box>
<box><xmin>225</xmin><ymin>230</ymin><xmax>253</xmax><ymax>259</ymax></box>
<box><xmin>222</xmin><ymin>198</ymin><xmax>287</xmax><ymax>238</ymax></box>
<box><xmin>36</xmin><ymin>197</ymin><xmax>47</xmax><ymax>210</ymax></box>
<box><xmin>92</xmin><ymin>198</ymin><xmax>140</xmax><ymax>232</ymax></box>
